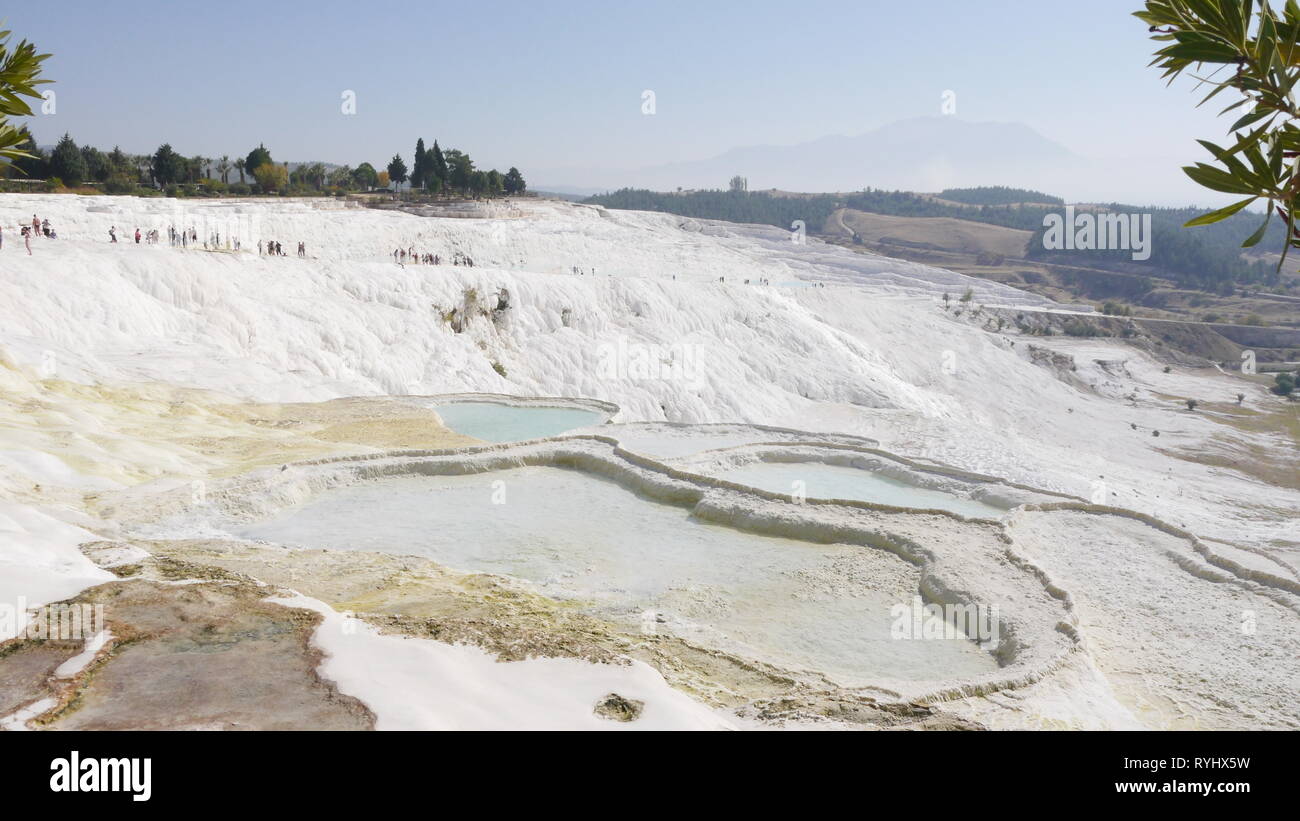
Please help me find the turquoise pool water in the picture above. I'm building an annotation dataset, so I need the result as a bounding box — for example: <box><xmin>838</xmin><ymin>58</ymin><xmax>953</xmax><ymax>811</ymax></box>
<box><xmin>716</xmin><ymin>462</ymin><xmax>1004</xmax><ymax>518</ymax></box>
<box><xmin>240</xmin><ymin>467</ymin><xmax>998</xmax><ymax>684</ymax></box>
<box><xmin>436</xmin><ymin>402</ymin><xmax>605</xmax><ymax>443</ymax></box>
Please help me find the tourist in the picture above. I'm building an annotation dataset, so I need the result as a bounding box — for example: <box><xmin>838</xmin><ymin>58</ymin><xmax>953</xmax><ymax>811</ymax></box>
<box><xmin>22</xmin><ymin>225</ymin><xmax>31</xmax><ymax>255</ymax></box>
<box><xmin>109</xmin><ymin>226</ymin><xmax>117</xmax><ymax>243</ymax></box>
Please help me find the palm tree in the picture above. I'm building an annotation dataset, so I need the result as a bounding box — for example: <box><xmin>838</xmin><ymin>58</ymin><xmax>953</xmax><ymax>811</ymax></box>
<box><xmin>329</xmin><ymin>165</ymin><xmax>352</xmax><ymax>190</ymax></box>
<box><xmin>134</xmin><ymin>154</ymin><xmax>153</xmax><ymax>187</ymax></box>
<box><xmin>234</xmin><ymin>157</ymin><xmax>245</xmax><ymax>184</ymax></box>
<box><xmin>217</xmin><ymin>155</ymin><xmax>231</xmax><ymax>184</ymax></box>
<box><xmin>0</xmin><ymin>28</ymin><xmax>52</xmax><ymax>162</ymax></box>
<box><xmin>307</xmin><ymin>162</ymin><xmax>326</xmax><ymax>190</ymax></box>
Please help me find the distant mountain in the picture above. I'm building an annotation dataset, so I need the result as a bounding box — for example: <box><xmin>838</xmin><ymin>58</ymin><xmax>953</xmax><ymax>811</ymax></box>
<box><xmin>628</xmin><ymin>117</ymin><xmax>1085</xmax><ymax>194</ymax></box>
<box><xmin>531</xmin><ymin>117</ymin><xmax>1162</xmax><ymax>200</ymax></box>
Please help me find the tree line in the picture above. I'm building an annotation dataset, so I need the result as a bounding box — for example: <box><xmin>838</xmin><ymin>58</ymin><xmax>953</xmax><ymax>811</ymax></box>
<box><xmin>938</xmin><ymin>186</ymin><xmax>1064</xmax><ymax>206</ymax></box>
<box><xmin>385</xmin><ymin>137</ymin><xmax>526</xmax><ymax>198</ymax></box>
<box><xmin>587</xmin><ymin>187</ymin><xmax>1286</xmax><ymax>290</ymax></box>
<box><xmin>1025</xmin><ymin>205</ymin><xmax>1282</xmax><ymax>289</ymax></box>
<box><xmin>3</xmin><ymin>128</ymin><xmax>526</xmax><ymax>199</ymax></box>
<box><xmin>586</xmin><ymin>187</ymin><xmax>1059</xmax><ymax>232</ymax></box>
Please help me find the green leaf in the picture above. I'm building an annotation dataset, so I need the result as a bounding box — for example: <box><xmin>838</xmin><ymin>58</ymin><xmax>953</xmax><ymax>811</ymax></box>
<box><xmin>1230</xmin><ymin>108</ymin><xmax>1272</xmax><ymax>132</ymax></box>
<box><xmin>1183</xmin><ymin>162</ymin><xmax>1263</xmax><ymax>195</ymax></box>
<box><xmin>1184</xmin><ymin>196</ymin><xmax>1258</xmax><ymax>226</ymax></box>
<box><xmin>1162</xmin><ymin>40</ymin><xmax>1242</xmax><ymax>63</ymax></box>
<box><xmin>1242</xmin><ymin>210</ymin><xmax>1273</xmax><ymax>247</ymax></box>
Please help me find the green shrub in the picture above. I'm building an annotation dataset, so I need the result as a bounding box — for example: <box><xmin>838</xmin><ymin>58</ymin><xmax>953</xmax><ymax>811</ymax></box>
<box><xmin>1063</xmin><ymin>319</ymin><xmax>1102</xmax><ymax>337</ymax></box>
<box><xmin>103</xmin><ymin>176</ymin><xmax>137</xmax><ymax>194</ymax></box>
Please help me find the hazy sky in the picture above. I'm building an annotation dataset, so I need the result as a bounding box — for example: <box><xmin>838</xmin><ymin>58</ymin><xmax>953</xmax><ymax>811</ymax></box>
<box><xmin>10</xmin><ymin>0</ymin><xmax>1243</xmax><ymax>204</ymax></box>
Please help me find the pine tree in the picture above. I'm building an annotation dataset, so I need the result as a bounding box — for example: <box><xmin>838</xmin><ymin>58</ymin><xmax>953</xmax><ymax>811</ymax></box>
<box><xmin>504</xmin><ymin>166</ymin><xmax>526</xmax><ymax>195</ymax></box>
<box><xmin>81</xmin><ymin>145</ymin><xmax>109</xmax><ymax>182</ymax></box>
<box><xmin>244</xmin><ymin>144</ymin><xmax>272</xmax><ymax>179</ymax></box>
<box><xmin>108</xmin><ymin>145</ymin><xmax>130</xmax><ymax>174</ymax></box>
<box><xmin>48</xmin><ymin>133</ymin><xmax>86</xmax><ymax>186</ymax></box>
<box><xmin>445</xmin><ymin>149</ymin><xmax>473</xmax><ymax>193</ymax></box>
<box><xmin>151</xmin><ymin>143</ymin><xmax>186</xmax><ymax>186</ymax></box>
<box><xmin>469</xmin><ymin>170</ymin><xmax>487</xmax><ymax>196</ymax></box>
<box><xmin>386</xmin><ymin>154</ymin><xmax>407</xmax><ymax>189</ymax></box>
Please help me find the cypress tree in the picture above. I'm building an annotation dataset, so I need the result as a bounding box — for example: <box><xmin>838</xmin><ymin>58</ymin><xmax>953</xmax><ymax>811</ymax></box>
<box><xmin>411</xmin><ymin>137</ymin><xmax>427</xmax><ymax>189</ymax></box>
<box><xmin>430</xmin><ymin>140</ymin><xmax>448</xmax><ymax>189</ymax></box>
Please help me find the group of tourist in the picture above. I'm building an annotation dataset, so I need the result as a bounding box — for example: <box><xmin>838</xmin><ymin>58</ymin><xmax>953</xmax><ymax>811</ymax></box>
<box><xmin>393</xmin><ymin>247</ymin><xmax>474</xmax><ymax>267</ymax></box>
<box><xmin>2</xmin><ymin>214</ymin><xmax>60</xmax><ymax>255</ymax></box>
<box><xmin>103</xmin><ymin>224</ymin><xmax>244</xmax><ymax>253</ymax></box>
<box><xmin>7</xmin><ymin>215</ymin><xmax>308</xmax><ymax>260</ymax></box>
<box><xmin>257</xmin><ymin>240</ymin><xmax>306</xmax><ymax>257</ymax></box>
